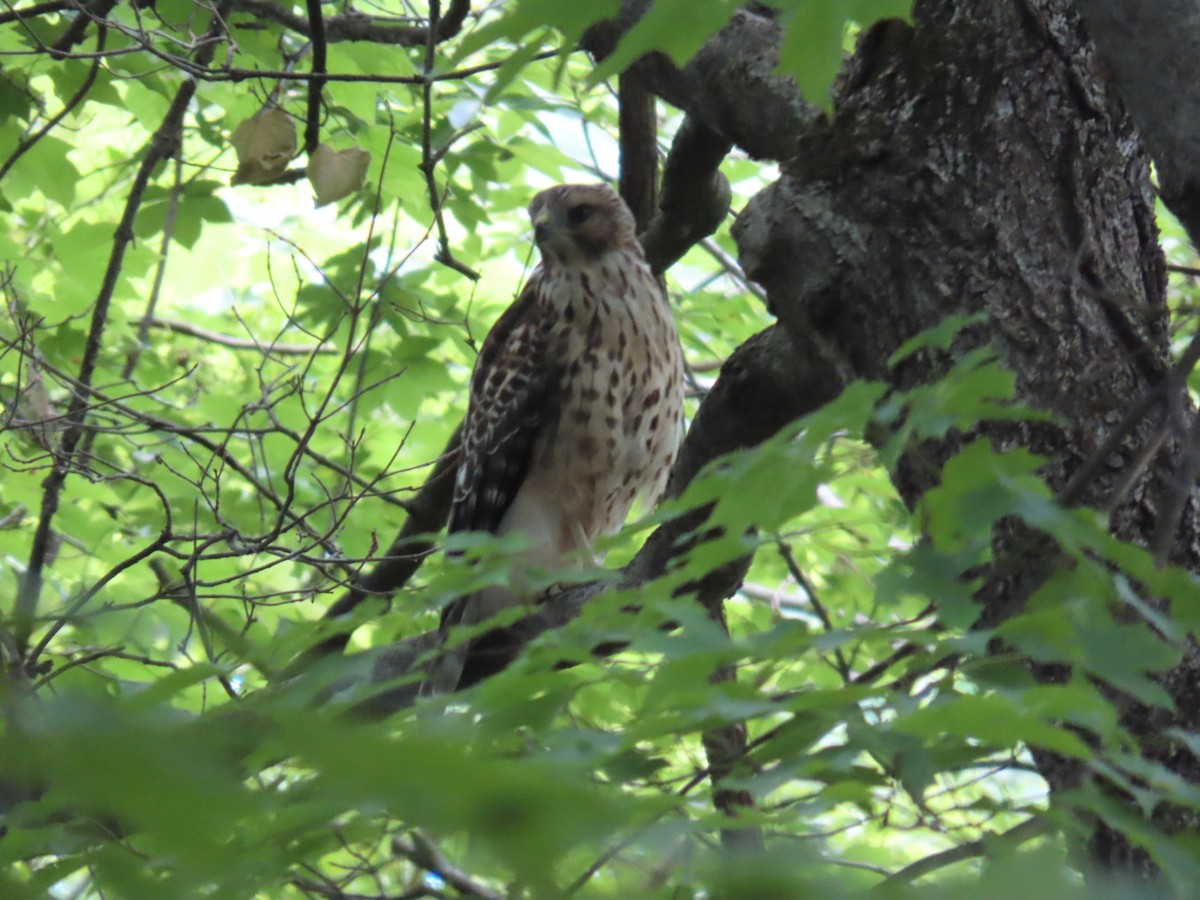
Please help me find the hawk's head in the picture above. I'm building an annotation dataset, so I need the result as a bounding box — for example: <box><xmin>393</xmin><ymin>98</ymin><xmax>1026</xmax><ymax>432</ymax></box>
<box><xmin>528</xmin><ymin>184</ymin><xmax>638</xmax><ymax>267</ymax></box>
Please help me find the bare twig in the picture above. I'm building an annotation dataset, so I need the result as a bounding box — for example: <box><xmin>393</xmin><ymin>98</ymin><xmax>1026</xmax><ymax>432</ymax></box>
<box><xmin>120</xmin><ymin>154</ymin><xmax>184</xmax><ymax>381</ymax></box>
<box><xmin>139</xmin><ymin>316</ymin><xmax>337</xmax><ymax>356</ymax></box>
<box><xmin>776</xmin><ymin>540</ymin><xmax>853</xmax><ymax>684</ymax></box>
<box><xmin>14</xmin><ymin>0</ymin><xmax>236</xmax><ymax>656</ymax></box>
<box><xmin>287</xmin><ymin>425</ymin><xmax>462</xmax><ymax>671</ymax></box>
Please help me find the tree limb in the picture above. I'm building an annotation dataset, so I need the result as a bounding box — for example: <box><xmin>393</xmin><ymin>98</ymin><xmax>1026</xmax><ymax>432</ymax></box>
<box><xmin>583</xmin><ymin>3</ymin><xmax>819</xmax><ymax>162</ymax></box>
<box><xmin>618</xmin><ymin>71</ymin><xmax>658</xmax><ymax>231</ymax></box>
<box><xmin>231</xmin><ymin>0</ymin><xmax>470</xmax><ymax>47</ymax></box>
<box><xmin>640</xmin><ymin>116</ymin><xmax>732</xmax><ymax>276</ymax></box>
<box><xmin>0</xmin><ymin>0</ymin><xmax>73</xmax><ymax>27</ymax></box>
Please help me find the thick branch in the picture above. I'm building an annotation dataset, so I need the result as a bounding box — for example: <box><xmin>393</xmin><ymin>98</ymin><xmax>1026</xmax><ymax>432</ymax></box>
<box><xmin>49</xmin><ymin>0</ymin><xmax>115</xmax><ymax>55</ymax></box>
<box><xmin>640</xmin><ymin>116</ymin><xmax>732</xmax><ymax>276</ymax></box>
<box><xmin>618</xmin><ymin>72</ymin><xmax>658</xmax><ymax>231</ymax></box>
<box><xmin>0</xmin><ymin>0</ymin><xmax>73</xmax><ymax>26</ymax></box>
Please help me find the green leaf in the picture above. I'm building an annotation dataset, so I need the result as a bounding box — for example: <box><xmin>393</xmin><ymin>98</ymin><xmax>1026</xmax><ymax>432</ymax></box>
<box><xmin>894</xmin><ymin>693</ymin><xmax>1093</xmax><ymax>758</ymax></box>
<box><xmin>3</xmin><ymin>135</ymin><xmax>80</xmax><ymax>207</ymax></box>
<box><xmin>919</xmin><ymin>438</ymin><xmax>1049</xmax><ymax>553</ymax></box>
<box><xmin>775</xmin><ymin>0</ymin><xmax>914</xmax><ymax>111</ymax></box>
<box><xmin>889</xmin><ymin>312</ymin><xmax>988</xmax><ymax>366</ymax></box>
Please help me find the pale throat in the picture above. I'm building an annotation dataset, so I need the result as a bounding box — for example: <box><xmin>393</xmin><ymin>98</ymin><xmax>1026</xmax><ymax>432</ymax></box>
<box><xmin>537</xmin><ymin>246</ymin><xmax>651</xmax><ymax>311</ymax></box>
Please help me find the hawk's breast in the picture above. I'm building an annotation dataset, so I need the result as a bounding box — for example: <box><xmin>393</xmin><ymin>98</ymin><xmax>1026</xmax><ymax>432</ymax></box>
<box><xmin>516</xmin><ymin>247</ymin><xmax>684</xmax><ymax>556</ymax></box>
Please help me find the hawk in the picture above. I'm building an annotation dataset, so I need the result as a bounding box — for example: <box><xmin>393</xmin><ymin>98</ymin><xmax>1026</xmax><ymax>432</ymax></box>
<box><xmin>431</xmin><ymin>183</ymin><xmax>685</xmax><ymax>692</ymax></box>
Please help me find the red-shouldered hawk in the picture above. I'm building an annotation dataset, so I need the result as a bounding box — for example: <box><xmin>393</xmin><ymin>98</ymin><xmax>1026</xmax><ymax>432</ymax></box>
<box><xmin>431</xmin><ymin>183</ymin><xmax>684</xmax><ymax>692</ymax></box>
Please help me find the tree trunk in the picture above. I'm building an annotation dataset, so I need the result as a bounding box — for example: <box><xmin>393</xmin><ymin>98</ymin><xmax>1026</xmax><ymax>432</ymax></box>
<box><xmin>727</xmin><ymin>0</ymin><xmax>1199</xmax><ymax>885</ymax></box>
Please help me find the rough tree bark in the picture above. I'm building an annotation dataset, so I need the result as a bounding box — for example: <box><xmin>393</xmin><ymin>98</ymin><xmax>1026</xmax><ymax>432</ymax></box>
<box><xmin>733</xmin><ymin>0</ymin><xmax>1193</xmax><ymax>886</ymax></box>
<box><xmin>589</xmin><ymin>0</ymin><xmax>1200</xmax><ymax>888</ymax></box>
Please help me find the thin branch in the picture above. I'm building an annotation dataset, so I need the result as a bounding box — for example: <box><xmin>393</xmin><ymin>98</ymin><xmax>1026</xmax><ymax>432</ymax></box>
<box><xmin>14</xmin><ymin>45</ymin><xmax>558</xmax><ymax>87</ymax></box>
<box><xmin>301</xmin><ymin>0</ymin><xmax>327</xmax><ymax>155</ymax></box>
<box><xmin>139</xmin><ymin>316</ymin><xmax>337</xmax><ymax>356</ymax></box>
<box><xmin>417</xmin><ymin>0</ymin><xmax>479</xmax><ymax>281</ymax></box>
<box><xmin>868</xmin><ymin>816</ymin><xmax>1048</xmax><ymax>894</ymax></box>
<box><xmin>776</xmin><ymin>540</ymin><xmax>853</xmax><ymax>684</ymax></box>
<box><xmin>286</xmin><ymin>425</ymin><xmax>462</xmax><ymax>672</ymax></box>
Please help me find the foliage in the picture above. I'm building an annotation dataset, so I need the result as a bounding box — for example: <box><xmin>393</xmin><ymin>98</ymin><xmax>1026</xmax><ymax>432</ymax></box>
<box><xmin>1</xmin><ymin>1</ymin><xmax>1198</xmax><ymax>898</ymax></box>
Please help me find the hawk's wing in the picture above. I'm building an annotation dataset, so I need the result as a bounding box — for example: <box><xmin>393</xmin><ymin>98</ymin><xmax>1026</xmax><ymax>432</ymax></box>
<box><xmin>449</xmin><ymin>270</ymin><xmax>561</xmax><ymax>538</ymax></box>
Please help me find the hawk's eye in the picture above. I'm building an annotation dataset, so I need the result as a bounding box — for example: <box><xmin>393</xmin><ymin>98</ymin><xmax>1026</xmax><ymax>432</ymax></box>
<box><xmin>566</xmin><ymin>204</ymin><xmax>592</xmax><ymax>227</ymax></box>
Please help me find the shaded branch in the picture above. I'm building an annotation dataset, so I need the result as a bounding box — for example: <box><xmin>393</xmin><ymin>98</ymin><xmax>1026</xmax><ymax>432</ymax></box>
<box><xmin>417</xmin><ymin>0</ymin><xmax>479</xmax><ymax>281</ymax></box>
<box><xmin>868</xmin><ymin>817</ymin><xmax>1048</xmax><ymax>894</ymax></box>
<box><xmin>231</xmin><ymin>0</ymin><xmax>470</xmax><ymax>47</ymax></box>
<box><xmin>392</xmin><ymin>833</ymin><xmax>502</xmax><ymax>900</ymax></box>
<box><xmin>120</xmin><ymin>155</ymin><xmax>183</xmax><ymax>382</ymax></box>
<box><xmin>49</xmin><ymin>0</ymin><xmax>115</xmax><ymax>55</ymax></box>
<box><xmin>618</xmin><ymin>72</ymin><xmax>659</xmax><ymax>231</ymax></box>
<box><xmin>640</xmin><ymin>116</ymin><xmax>732</xmax><ymax>276</ymax></box>
<box><xmin>0</xmin><ymin>0</ymin><xmax>73</xmax><ymax>26</ymax></box>
<box><xmin>583</xmin><ymin>3</ymin><xmax>819</xmax><ymax>162</ymax></box>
